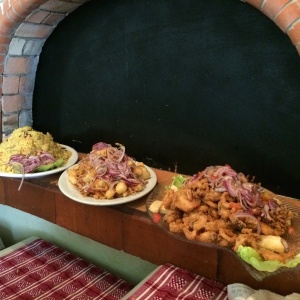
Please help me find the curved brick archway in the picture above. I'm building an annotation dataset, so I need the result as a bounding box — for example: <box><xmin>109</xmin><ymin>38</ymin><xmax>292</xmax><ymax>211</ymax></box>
<box><xmin>0</xmin><ymin>0</ymin><xmax>300</xmax><ymax>138</ymax></box>
<box><xmin>0</xmin><ymin>0</ymin><xmax>91</xmax><ymax>138</ymax></box>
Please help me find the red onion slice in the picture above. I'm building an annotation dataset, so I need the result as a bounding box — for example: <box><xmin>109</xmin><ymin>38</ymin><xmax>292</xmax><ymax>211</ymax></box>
<box><xmin>81</xmin><ymin>142</ymin><xmax>146</xmax><ymax>189</ymax></box>
<box><xmin>9</xmin><ymin>152</ymin><xmax>56</xmax><ymax>174</ymax></box>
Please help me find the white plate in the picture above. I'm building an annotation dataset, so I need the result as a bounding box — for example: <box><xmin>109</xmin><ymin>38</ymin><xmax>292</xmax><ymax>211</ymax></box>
<box><xmin>0</xmin><ymin>145</ymin><xmax>78</xmax><ymax>178</ymax></box>
<box><xmin>58</xmin><ymin>165</ymin><xmax>157</xmax><ymax>206</ymax></box>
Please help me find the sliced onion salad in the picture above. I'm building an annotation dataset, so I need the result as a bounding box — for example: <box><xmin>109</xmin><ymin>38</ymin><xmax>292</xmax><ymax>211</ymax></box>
<box><xmin>78</xmin><ymin>142</ymin><xmax>147</xmax><ymax>194</ymax></box>
<box><xmin>8</xmin><ymin>152</ymin><xmax>59</xmax><ymax>191</ymax></box>
<box><xmin>9</xmin><ymin>152</ymin><xmax>56</xmax><ymax>174</ymax></box>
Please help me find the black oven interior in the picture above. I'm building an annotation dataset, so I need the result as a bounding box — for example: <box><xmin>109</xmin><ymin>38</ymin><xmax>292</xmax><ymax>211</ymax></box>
<box><xmin>33</xmin><ymin>0</ymin><xmax>300</xmax><ymax>198</ymax></box>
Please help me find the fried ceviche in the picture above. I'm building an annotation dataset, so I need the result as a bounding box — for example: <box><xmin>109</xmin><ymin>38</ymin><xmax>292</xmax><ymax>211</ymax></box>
<box><xmin>67</xmin><ymin>142</ymin><xmax>151</xmax><ymax>200</ymax></box>
<box><xmin>149</xmin><ymin>165</ymin><xmax>299</xmax><ymax>272</ymax></box>
<box><xmin>0</xmin><ymin>126</ymin><xmax>71</xmax><ymax>174</ymax></box>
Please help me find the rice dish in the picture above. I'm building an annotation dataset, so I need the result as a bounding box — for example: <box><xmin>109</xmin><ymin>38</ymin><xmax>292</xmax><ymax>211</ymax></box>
<box><xmin>0</xmin><ymin>126</ymin><xmax>71</xmax><ymax>173</ymax></box>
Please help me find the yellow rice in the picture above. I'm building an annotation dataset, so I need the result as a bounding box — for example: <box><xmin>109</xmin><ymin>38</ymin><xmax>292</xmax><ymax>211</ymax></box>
<box><xmin>0</xmin><ymin>126</ymin><xmax>71</xmax><ymax>173</ymax></box>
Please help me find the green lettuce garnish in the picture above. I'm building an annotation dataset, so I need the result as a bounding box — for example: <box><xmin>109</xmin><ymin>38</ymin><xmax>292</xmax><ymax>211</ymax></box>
<box><xmin>166</xmin><ymin>174</ymin><xmax>187</xmax><ymax>190</ymax></box>
<box><xmin>237</xmin><ymin>246</ymin><xmax>300</xmax><ymax>272</ymax></box>
<box><xmin>34</xmin><ymin>158</ymin><xmax>65</xmax><ymax>172</ymax></box>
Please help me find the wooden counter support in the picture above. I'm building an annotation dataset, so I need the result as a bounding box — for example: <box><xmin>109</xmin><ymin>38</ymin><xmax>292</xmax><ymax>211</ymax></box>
<box><xmin>0</xmin><ymin>169</ymin><xmax>299</xmax><ymax>295</ymax></box>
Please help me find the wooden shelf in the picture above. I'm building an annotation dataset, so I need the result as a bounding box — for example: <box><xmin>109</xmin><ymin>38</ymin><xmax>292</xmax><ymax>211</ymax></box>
<box><xmin>1</xmin><ymin>168</ymin><xmax>299</xmax><ymax>295</ymax></box>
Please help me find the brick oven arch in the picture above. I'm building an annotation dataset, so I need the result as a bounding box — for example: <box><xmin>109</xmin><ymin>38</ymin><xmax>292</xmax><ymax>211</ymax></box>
<box><xmin>0</xmin><ymin>0</ymin><xmax>300</xmax><ymax>137</ymax></box>
<box><xmin>0</xmin><ymin>0</ymin><xmax>91</xmax><ymax>138</ymax></box>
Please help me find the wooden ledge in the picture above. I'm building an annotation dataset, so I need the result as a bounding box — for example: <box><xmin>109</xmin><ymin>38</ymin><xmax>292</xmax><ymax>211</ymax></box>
<box><xmin>0</xmin><ymin>169</ymin><xmax>299</xmax><ymax>295</ymax></box>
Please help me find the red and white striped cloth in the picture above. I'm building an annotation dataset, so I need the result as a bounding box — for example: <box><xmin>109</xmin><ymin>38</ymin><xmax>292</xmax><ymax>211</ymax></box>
<box><xmin>125</xmin><ymin>263</ymin><xmax>228</xmax><ymax>300</ymax></box>
<box><xmin>0</xmin><ymin>238</ymin><xmax>134</xmax><ymax>299</ymax></box>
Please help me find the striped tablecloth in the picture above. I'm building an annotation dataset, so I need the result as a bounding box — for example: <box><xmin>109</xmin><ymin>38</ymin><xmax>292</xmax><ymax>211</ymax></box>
<box><xmin>0</xmin><ymin>237</ymin><xmax>134</xmax><ymax>299</ymax></box>
<box><xmin>124</xmin><ymin>263</ymin><xmax>228</xmax><ymax>300</ymax></box>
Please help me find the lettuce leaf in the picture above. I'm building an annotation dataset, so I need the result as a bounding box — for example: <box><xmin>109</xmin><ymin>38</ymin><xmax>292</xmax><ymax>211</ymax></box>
<box><xmin>237</xmin><ymin>246</ymin><xmax>300</xmax><ymax>272</ymax></box>
<box><xmin>166</xmin><ymin>174</ymin><xmax>187</xmax><ymax>189</ymax></box>
<box><xmin>34</xmin><ymin>158</ymin><xmax>65</xmax><ymax>172</ymax></box>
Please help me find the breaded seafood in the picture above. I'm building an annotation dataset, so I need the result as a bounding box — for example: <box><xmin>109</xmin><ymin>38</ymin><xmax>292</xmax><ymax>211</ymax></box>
<box><xmin>67</xmin><ymin>142</ymin><xmax>151</xmax><ymax>200</ymax></box>
<box><xmin>152</xmin><ymin>165</ymin><xmax>298</xmax><ymax>270</ymax></box>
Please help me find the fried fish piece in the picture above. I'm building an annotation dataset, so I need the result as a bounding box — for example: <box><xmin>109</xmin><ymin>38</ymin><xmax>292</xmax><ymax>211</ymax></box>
<box><xmin>174</xmin><ymin>189</ymin><xmax>201</xmax><ymax>213</ymax></box>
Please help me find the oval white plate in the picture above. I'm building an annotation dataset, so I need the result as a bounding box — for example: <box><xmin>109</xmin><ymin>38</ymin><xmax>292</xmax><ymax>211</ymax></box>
<box><xmin>0</xmin><ymin>145</ymin><xmax>78</xmax><ymax>178</ymax></box>
<box><xmin>58</xmin><ymin>165</ymin><xmax>157</xmax><ymax>206</ymax></box>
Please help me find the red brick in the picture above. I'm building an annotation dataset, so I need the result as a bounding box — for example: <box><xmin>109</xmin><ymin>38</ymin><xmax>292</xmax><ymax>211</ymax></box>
<box><xmin>262</xmin><ymin>0</ymin><xmax>291</xmax><ymax>20</ymax></box>
<box><xmin>287</xmin><ymin>19</ymin><xmax>300</xmax><ymax>45</ymax></box>
<box><xmin>297</xmin><ymin>42</ymin><xmax>300</xmax><ymax>55</ymax></box>
<box><xmin>2</xmin><ymin>75</ymin><xmax>20</xmax><ymax>94</ymax></box>
<box><xmin>42</xmin><ymin>12</ymin><xmax>66</xmax><ymax>26</ymax></box>
<box><xmin>15</xmin><ymin>22</ymin><xmax>53</xmax><ymax>39</ymax></box>
<box><xmin>0</xmin><ymin>44</ymin><xmax>9</xmax><ymax>53</ymax></box>
<box><xmin>0</xmin><ymin>53</ymin><xmax>5</xmax><ymax>65</ymax></box>
<box><xmin>274</xmin><ymin>1</ymin><xmax>300</xmax><ymax>32</ymax></box>
<box><xmin>2</xmin><ymin>94</ymin><xmax>24</xmax><ymax>113</ymax></box>
<box><xmin>2</xmin><ymin>0</ymin><xmax>12</xmax><ymax>13</ymax></box>
<box><xmin>0</xmin><ymin>34</ymin><xmax>11</xmax><ymax>49</ymax></box>
<box><xmin>40</xmin><ymin>1</ymin><xmax>81</xmax><ymax>14</ymax></box>
<box><xmin>10</xmin><ymin>1</ymin><xmax>29</xmax><ymax>19</ymax></box>
<box><xmin>3</xmin><ymin>114</ymin><xmax>18</xmax><ymax>126</ymax></box>
<box><xmin>18</xmin><ymin>0</ymin><xmax>48</xmax><ymax>12</ymax></box>
<box><xmin>19</xmin><ymin>74</ymin><xmax>35</xmax><ymax>93</ymax></box>
<box><xmin>4</xmin><ymin>56</ymin><xmax>35</xmax><ymax>75</ymax></box>
<box><xmin>5</xmin><ymin>7</ymin><xmax>24</xmax><ymax>23</ymax></box>
<box><xmin>25</xmin><ymin>10</ymin><xmax>51</xmax><ymax>23</ymax></box>
<box><xmin>0</xmin><ymin>12</ymin><xmax>17</xmax><ymax>36</ymax></box>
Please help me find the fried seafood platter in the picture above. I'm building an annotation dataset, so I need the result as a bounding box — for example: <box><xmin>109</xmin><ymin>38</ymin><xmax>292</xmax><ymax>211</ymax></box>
<box><xmin>147</xmin><ymin>165</ymin><xmax>300</xmax><ymax>279</ymax></box>
<box><xmin>66</xmin><ymin>142</ymin><xmax>155</xmax><ymax>201</ymax></box>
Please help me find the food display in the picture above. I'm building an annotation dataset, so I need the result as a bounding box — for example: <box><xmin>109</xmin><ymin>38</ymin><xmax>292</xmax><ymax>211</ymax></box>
<box><xmin>0</xmin><ymin>126</ymin><xmax>72</xmax><ymax>174</ymax></box>
<box><xmin>148</xmin><ymin>165</ymin><xmax>300</xmax><ymax>274</ymax></box>
<box><xmin>67</xmin><ymin>142</ymin><xmax>152</xmax><ymax>200</ymax></box>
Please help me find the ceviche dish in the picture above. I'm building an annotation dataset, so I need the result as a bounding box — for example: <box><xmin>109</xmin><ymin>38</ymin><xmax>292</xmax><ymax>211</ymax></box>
<box><xmin>0</xmin><ymin>126</ymin><xmax>71</xmax><ymax>174</ymax></box>
<box><xmin>149</xmin><ymin>165</ymin><xmax>300</xmax><ymax>273</ymax></box>
<box><xmin>67</xmin><ymin>142</ymin><xmax>151</xmax><ymax>200</ymax></box>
